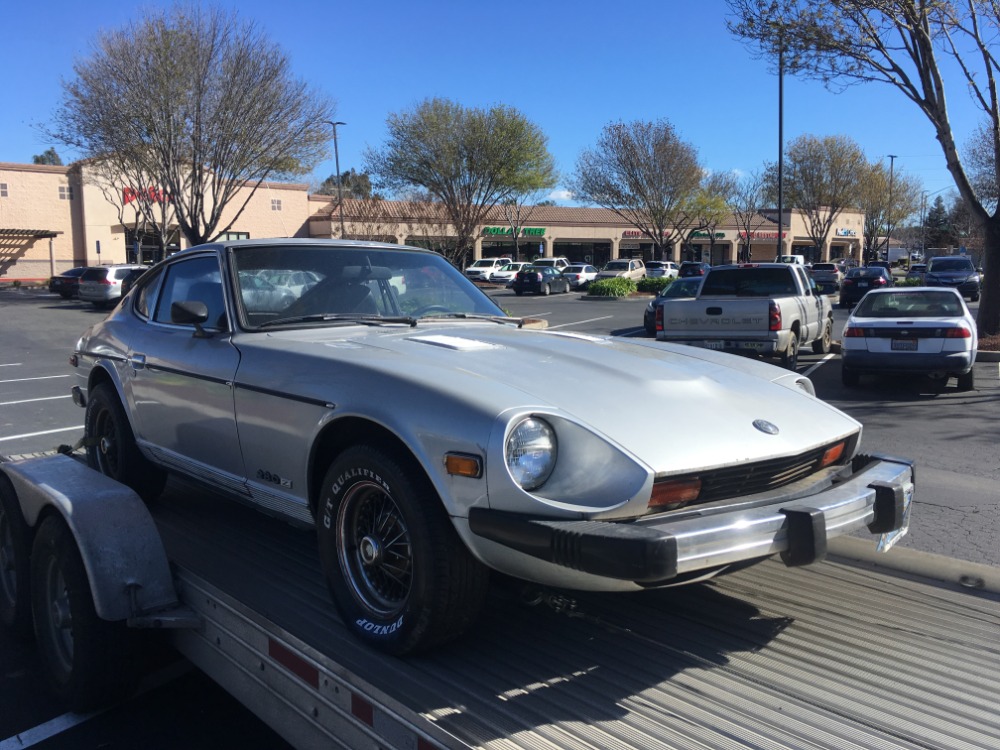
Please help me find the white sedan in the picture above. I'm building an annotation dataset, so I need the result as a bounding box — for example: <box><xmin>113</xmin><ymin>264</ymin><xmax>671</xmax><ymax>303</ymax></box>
<box><xmin>840</xmin><ymin>287</ymin><xmax>977</xmax><ymax>390</ymax></box>
<box><xmin>561</xmin><ymin>263</ymin><xmax>599</xmax><ymax>289</ymax></box>
<box><xmin>488</xmin><ymin>261</ymin><xmax>530</xmax><ymax>285</ymax></box>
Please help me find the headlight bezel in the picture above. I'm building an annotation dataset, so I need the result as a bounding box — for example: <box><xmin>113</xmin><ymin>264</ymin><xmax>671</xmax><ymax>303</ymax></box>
<box><xmin>504</xmin><ymin>416</ymin><xmax>558</xmax><ymax>491</ymax></box>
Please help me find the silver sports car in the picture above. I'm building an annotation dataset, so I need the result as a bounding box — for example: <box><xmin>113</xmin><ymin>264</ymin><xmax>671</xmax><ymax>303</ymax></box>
<box><xmin>71</xmin><ymin>239</ymin><xmax>915</xmax><ymax>654</ymax></box>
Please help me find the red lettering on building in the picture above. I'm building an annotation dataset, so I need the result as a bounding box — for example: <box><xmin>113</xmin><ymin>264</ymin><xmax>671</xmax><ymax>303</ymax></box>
<box><xmin>123</xmin><ymin>186</ymin><xmax>171</xmax><ymax>205</ymax></box>
<box><xmin>622</xmin><ymin>230</ymin><xmax>642</xmax><ymax>238</ymax></box>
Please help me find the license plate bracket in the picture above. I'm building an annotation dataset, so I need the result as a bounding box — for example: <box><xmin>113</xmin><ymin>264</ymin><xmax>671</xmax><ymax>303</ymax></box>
<box><xmin>891</xmin><ymin>339</ymin><xmax>918</xmax><ymax>351</ymax></box>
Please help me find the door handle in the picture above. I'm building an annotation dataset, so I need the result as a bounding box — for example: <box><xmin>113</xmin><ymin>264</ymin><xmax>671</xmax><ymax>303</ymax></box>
<box><xmin>129</xmin><ymin>354</ymin><xmax>146</xmax><ymax>370</ymax></box>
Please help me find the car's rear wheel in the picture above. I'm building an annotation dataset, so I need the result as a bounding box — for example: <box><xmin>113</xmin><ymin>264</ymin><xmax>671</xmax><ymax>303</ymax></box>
<box><xmin>812</xmin><ymin>319</ymin><xmax>833</xmax><ymax>354</ymax></box>
<box><xmin>780</xmin><ymin>333</ymin><xmax>799</xmax><ymax>370</ymax></box>
<box><xmin>542</xmin><ymin>283</ymin><xmax>551</xmax><ymax>296</ymax></box>
<box><xmin>317</xmin><ymin>446</ymin><xmax>489</xmax><ymax>655</ymax></box>
<box><xmin>85</xmin><ymin>383</ymin><xmax>166</xmax><ymax>502</ymax></box>
<box><xmin>957</xmin><ymin>369</ymin><xmax>975</xmax><ymax>391</ymax></box>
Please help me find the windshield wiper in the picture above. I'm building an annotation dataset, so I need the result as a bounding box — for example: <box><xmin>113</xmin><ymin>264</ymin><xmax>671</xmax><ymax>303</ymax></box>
<box><xmin>417</xmin><ymin>312</ymin><xmax>524</xmax><ymax>326</ymax></box>
<box><xmin>257</xmin><ymin>313</ymin><xmax>417</xmax><ymax>329</ymax></box>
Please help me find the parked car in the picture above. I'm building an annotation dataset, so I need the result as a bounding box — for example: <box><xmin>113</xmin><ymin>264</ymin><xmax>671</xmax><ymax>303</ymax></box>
<box><xmin>905</xmin><ymin>263</ymin><xmax>928</xmax><ymax>283</ymax></box>
<box><xmin>839</xmin><ymin>266</ymin><xmax>894</xmax><ymax>308</ymax></box>
<box><xmin>464</xmin><ymin>257</ymin><xmax>511</xmax><ymax>281</ymax></box>
<box><xmin>866</xmin><ymin>260</ymin><xmax>892</xmax><ymax>272</ymax></box>
<box><xmin>489</xmin><ymin>262</ymin><xmax>530</xmax><ymax>285</ymax></box>
<box><xmin>645</xmin><ymin>261</ymin><xmax>680</xmax><ymax>279</ymax></box>
<box><xmin>77</xmin><ymin>264</ymin><xmax>147</xmax><ymax>309</ymax></box>
<box><xmin>561</xmin><ymin>264</ymin><xmax>599</xmax><ymax>289</ymax></box>
<box><xmin>809</xmin><ymin>262</ymin><xmax>844</xmax><ymax>292</ymax></box>
<box><xmin>923</xmin><ymin>256</ymin><xmax>982</xmax><ymax>301</ymax></box>
<box><xmin>512</xmin><ymin>265</ymin><xmax>571</xmax><ymax>295</ymax></box>
<box><xmin>532</xmin><ymin>256</ymin><xmax>570</xmax><ymax>271</ymax></box>
<box><xmin>48</xmin><ymin>266</ymin><xmax>89</xmax><ymax>299</ymax></box>
<box><xmin>643</xmin><ymin>276</ymin><xmax>702</xmax><ymax>336</ymax></box>
<box><xmin>71</xmin><ymin>238</ymin><xmax>914</xmax><ymax>655</ymax></box>
<box><xmin>596</xmin><ymin>258</ymin><xmax>646</xmax><ymax>281</ymax></box>
<box><xmin>677</xmin><ymin>261</ymin><xmax>712</xmax><ymax>278</ymax></box>
<box><xmin>841</xmin><ymin>287</ymin><xmax>977</xmax><ymax>390</ymax></box>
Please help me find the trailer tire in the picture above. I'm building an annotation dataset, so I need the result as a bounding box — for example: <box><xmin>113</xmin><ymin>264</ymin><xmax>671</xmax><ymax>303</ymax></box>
<box><xmin>0</xmin><ymin>475</ymin><xmax>33</xmax><ymax>637</ymax></box>
<box><xmin>31</xmin><ymin>515</ymin><xmax>141</xmax><ymax>711</ymax></box>
<box><xmin>85</xmin><ymin>383</ymin><xmax>166</xmax><ymax>502</ymax></box>
<box><xmin>317</xmin><ymin>446</ymin><xmax>489</xmax><ymax>655</ymax></box>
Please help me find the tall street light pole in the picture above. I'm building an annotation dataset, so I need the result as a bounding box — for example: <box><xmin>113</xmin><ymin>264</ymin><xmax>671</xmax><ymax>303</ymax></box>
<box><xmin>776</xmin><ymin>39</ymin><xmax>784</xmax><ymax>261</ymax></box>
<box><xmin>326</xmin><ymin>121</ymin><xmax>347</xmax><ymax>238</ymax></box>
<box><xmin>885</xmin><ymin>154</ymin><xmax>897</xmax><ymax>261</ymax></box>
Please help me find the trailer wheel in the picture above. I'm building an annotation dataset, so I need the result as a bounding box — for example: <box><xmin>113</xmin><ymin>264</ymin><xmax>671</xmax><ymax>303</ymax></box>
<box><xmin>30</xmin><ymin>515</ymin><xmax>141</xmax><ymax>711</ymax></box>
<box><xmin>0</xmin><ymin>475</ymin><xmax>33</xmax><ymax>637</ymax></box>
<box><xmin>85</xmin><ymin>383</ymin><xmax>166</xmax><ymax>501</ymax></box>
<box><xmin>317</xmin><ymin>446</ymin><xmax>489</xmax><ymax>655</ymax></box>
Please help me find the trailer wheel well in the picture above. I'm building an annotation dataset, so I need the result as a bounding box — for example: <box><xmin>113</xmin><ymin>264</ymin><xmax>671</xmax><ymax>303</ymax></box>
<box><xmin>308</xmin><ymin>419</ymin><xmax>426</xmax><ymax>517</ymax></box>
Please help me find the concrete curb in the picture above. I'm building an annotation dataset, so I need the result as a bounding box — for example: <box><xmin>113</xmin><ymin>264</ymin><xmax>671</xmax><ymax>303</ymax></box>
<box><xmin>827</xmin><ymin>536</ymin><xmax>1000</xmax><ymax>594</ymax></box>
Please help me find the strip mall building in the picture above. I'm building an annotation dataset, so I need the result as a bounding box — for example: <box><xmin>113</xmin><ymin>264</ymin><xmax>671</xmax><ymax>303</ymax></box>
<box><xmin>0</xmin><ymin>161</ymin><xmax>865</xmax><ymax>281</ymax></box>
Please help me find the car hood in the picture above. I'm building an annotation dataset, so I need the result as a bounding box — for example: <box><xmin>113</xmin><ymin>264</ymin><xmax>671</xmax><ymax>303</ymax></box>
<box><xmin>239</xmin><ymin>323</ymin><xmax>860</xmax><ymax>475</ymax></box>
<box><xmin>927</xmin><ymin>270</ymin><xmax>976</xmax><ymax>280</ymax></box>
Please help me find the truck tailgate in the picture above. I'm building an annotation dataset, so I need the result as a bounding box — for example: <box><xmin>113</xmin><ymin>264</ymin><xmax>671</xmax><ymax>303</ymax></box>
<box><xmin>660</xmin><ymin>297</ymin><xmax>772</xmax><ymax>338</ymax></box>
<box><xmin>153</xmin><ymin>479</ymin><xmax>999</xmax><ymax>750</ymax></box>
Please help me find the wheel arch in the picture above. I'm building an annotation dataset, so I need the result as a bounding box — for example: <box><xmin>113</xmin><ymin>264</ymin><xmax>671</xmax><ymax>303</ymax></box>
<box><xmin>308</xmin><ymin>417</ymin><xmax>434</xmax><ymax>518</ymax></box>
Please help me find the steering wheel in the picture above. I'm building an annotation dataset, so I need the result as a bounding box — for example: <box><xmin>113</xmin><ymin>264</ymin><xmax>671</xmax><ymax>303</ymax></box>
<box><xmin>411</xmin><ymin>305</ymin><xmax>452</xmax><ymax>316</ymax></box>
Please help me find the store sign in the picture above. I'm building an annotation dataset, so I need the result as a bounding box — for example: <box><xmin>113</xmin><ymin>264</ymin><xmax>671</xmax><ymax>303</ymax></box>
<box><xmin>739</xmin><ymin>231</ymin><xmax>787</xmax><ymax>240</ymax></box>
<box><xmin>622</xmin><ymin>230</ymin><xmax>642</xmax><ymax>238</ymax></box>
<box><xmin>620</xmin><ymin>242</ymin><xmax>640</xmax><ymax>250</ymax></box>
<box><xmin>691</xmin><ymin>231</ymin><xmax>725</xmax><ymax>239</ymax></box>
<box><xmin>123</xmin><ymin>186</ymin><xmax>171</xmax><ymax>205</ymax></box>
<box><xmin>482</xmin><ymin>226</ymin><xmax>545</xmax><ymax>236</ymax></box>
<box><xmin>835</xmin><ymin>228</ymin><xmax>858</xmax><ymax>237</ymax></box>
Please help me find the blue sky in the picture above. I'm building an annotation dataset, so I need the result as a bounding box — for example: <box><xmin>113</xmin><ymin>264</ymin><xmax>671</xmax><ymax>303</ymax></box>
<box><xmin>1</xmin><ymin>0</ymin><xmax>981</xmax><ymax>207</ymax></box>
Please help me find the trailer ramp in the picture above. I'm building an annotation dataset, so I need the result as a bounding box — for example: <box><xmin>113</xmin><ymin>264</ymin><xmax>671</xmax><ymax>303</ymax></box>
<box><xmin>153</xmin><ymin>482</ymin><xmax>999</xmax><ymax>750</ymax></box>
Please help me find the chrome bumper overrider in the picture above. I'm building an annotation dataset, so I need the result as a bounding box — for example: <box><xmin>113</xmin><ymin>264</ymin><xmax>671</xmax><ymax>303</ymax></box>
<box><xmin>469</xmin><ymin>454</ymin><xmax>914</xmax><ymax>584</ymax></box>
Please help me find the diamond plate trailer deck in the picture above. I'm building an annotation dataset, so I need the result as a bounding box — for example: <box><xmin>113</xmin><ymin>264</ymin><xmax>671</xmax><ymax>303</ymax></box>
<box><xmin>2</xmin><ymin>455</ymin><xmax>998</xmax><ymax>749</ymax></box>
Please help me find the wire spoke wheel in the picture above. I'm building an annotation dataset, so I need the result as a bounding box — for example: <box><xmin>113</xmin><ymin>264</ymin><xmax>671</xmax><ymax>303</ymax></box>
<box><xmin>337</xmin><ymin>480</ymin><xmax>412</xmax><ymax>618</ymax></box>
<box><xmin>0</xmin><ymin>509</ymin><xmax>18</xmax><ymax>609</ymax></box>
<box><xmin>93</xmin><ymin>404</ymin><xmax>121</xmax><ymax>478</ymax></box>
<box><xmin>38</xmin><ymin>556</ymin><xmax>75</xmax><ymax>676</ymax></box>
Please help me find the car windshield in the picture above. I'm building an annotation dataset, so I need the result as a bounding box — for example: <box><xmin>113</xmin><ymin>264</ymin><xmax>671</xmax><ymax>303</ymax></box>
<box><xmin>230</xmin><ymin>244</ymin><xmax>505</xmax><ymax>328</ymax></box>
<box><xmin>928</xmin><ymin>258</ymin><xmax>974</xmax><ymax>272</ymax></box>
<box><xmin>659</xmin><ymin>278</ymin><xmax>701</xmax><ymax>297</ymax></box>
<box><xmin>564</xmin><ymin>266</ymin><xmax>586</xmax><ymax>273</ymax></box>
<box><xmin>603</xmin><ymin>261</ymin><xmax>629</xmax><ymax>270</ymax></box>
<box><xmin>81</xmin><ymin>268</ymin><xmax>109</xmax><ymax>281</ymax></box>
<box><xmin>470</xmin><ymin>259</ymin><xmax>495</xmax><ymax>268</ymax></box>
<box><xmin>812</xmin><ymin>264</ymin><xmax>836</xmax><ymax>271</ymax></box>
<box><xmin>847</xmin><ymin>268</ymin><xmax>885</xmax><ymax>278</ymax></box>
<box><xmin>854</xmin><ymin>291</ymin><xmax>963</xmax><ymax>318</ymax></box>
<box><xmin>498</xmin><ymin>264</ymin><xmax>520</xmax><ymax>272</ymax></box>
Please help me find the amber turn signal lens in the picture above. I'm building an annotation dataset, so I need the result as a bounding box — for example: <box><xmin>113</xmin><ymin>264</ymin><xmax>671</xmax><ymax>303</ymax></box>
<box><xmin>445</xmin><ymin>453</ymin><xmax>482</xmax><ymax>478</ymax></box>
<box><xmin>649</xmin><ymin>478</ymin><xmax>701</xmax><ymax>508</ymax></box>
<box><xmin>819</xmin><ymin>442</ymin><xmax>845</xmax><ymax>468</ymax></box>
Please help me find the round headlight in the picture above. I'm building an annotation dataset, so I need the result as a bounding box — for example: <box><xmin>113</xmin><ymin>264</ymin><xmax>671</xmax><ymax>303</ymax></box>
<box><xmin>505</xmin><ymin>417</ymin><xmax>557</xmax><ymax>490</ymax></box>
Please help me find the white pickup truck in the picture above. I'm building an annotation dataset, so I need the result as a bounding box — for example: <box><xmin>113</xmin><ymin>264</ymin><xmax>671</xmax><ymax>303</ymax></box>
<box><xmin>656</xmin><ymin>263</ymin><xmax>834</xmax><ymax>369</ymax></box>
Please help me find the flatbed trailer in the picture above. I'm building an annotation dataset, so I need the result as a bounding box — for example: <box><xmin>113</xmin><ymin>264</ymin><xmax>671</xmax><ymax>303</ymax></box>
<box><xmin>2</xmin><ymin>455</ymin><xmax>998</xmax><ymax>750</ymax></box>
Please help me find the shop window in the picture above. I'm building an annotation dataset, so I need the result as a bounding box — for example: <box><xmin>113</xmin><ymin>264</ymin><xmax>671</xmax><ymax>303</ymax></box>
<box><xmin>59</xmin><ymin>185</ymin><xmax>74</xmax><ymax>200</ymax></box>
<box><xmin>0</xmin><ymin>183</ymin><xmax>8</xmax><ymax>197</ymax></box>
<box><xmin>271</xmin><ymin>199</ymin><xmax>282</xmax><ymax>211</ymax></box>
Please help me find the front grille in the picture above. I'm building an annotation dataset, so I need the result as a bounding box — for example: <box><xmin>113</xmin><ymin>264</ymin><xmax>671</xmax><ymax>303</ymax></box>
<box><xmin>654</xmin><ymin>437</ymin><xmax>856</xmax><ymax>506</ymax></box>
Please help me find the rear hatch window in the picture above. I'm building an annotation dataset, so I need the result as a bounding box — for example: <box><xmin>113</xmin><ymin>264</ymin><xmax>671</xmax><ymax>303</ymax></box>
<box><xmin>81</xmin><ymin>268</ymin><xmax>109</xmax><ymax>282</ymax></box>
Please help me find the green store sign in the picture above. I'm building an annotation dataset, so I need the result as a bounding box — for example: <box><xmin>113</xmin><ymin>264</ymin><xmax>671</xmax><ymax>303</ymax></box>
<box><xmin>691</xmin><ymin>231</ymin><xmax>726</xmax><ymax>239</ymax></box>
<box><xmin>482</xmin><ymin>226</ymin><xmax>546</xmax><ymax>237</ymax></box>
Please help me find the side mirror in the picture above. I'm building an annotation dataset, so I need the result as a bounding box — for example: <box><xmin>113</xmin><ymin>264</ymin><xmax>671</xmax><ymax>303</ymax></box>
<box><xmin>171</xmin><ymin>300</ymin><xmax>211</xmax><ymax>337</ymax></box>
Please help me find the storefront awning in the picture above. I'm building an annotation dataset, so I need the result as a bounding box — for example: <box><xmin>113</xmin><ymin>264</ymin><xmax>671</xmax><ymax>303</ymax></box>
<box><xmin>0</xmin><ymin>228</ymin><xmax>62</xmax><ymax>238</ymax></box>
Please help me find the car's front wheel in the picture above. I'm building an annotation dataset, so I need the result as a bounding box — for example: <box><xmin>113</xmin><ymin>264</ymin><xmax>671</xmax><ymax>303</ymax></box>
<box><xmin>85</xmin><ymin>383</ymin><xmax>166</xmax><ymax>501</ymax></box>
<box><xmin>317</xmin><ymin>446</ymin><xmax>489</xmax><ymax>655</ymax></box>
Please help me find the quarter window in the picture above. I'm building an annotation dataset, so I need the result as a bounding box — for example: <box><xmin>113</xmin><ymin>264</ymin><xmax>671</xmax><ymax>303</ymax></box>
<box><xmin>135</xmin><ymin>268</ymin><xmax>165</xmax><ymax>320</ymax></box>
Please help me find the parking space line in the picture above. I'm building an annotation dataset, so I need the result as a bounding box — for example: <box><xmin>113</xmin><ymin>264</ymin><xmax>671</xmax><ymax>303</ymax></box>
<box><xmin>0</xmin><ymin>426</ymin><xmax>82</xmax><ymax>443</ymax></box>
<box><xmin>0</xmin><ymin>395</ymin><xmax>73</xmax><ymax>406</ymax></box>
<box><xmin>0</xmin><ymin>375</ymin><xmax>71</xmax><ymax>384</ymax></box>
<box><xmin>0</xmin><ymin>363</ymin><xmax>23</xmax><ymax>367</ymax></box>
<box><xmin>803</xmin><ymin>353</ymin><xmax>838</xmax><ymax>378</ymax></box>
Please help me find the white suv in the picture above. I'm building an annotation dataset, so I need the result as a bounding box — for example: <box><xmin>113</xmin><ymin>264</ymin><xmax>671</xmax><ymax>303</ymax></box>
<box><xmin>77</xmin><ymin>264</ymin><xmax>147</xmax><ymax>309</ymax></box>
<box><xmin>464</xmin><ymin>257</ymin><xmax>511</xmax><ymax>281</ymax></box>
<box><xmin>532</xmin><ymin>256</ymin><xmax>570</xmax><ymax>270</ymax></box>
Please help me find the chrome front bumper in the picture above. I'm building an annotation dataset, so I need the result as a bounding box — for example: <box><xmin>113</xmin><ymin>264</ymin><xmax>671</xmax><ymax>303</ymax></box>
<box><xmin>469</xmin><ymin>454</ymin><xmax>914</xmax><ymax>584</ymax></box>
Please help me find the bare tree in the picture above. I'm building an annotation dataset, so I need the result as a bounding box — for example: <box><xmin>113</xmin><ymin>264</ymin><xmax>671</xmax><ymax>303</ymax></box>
<box><xmin>730</xmin><ymin>171</ymin><xmax>771</xmax><ymax>261</ymax></box>
<box><xmin>858</xmin><ymin>161</ymin><xmax>923</xmax><ymax>262</ymax></box>
<box><xmin>365</xmin><ymin>98</ymin><xmax>556</xmax><ymax>267</ymax></box>
<box><xmin>50</xmin><ymin>5</ymin><xmax>333</xmax><ymax>247</ymax></box>
<box><xmin>727</xmin><ymin>0</ymin><xmax>1000</xmax><ymax>334</ymax></box>
<box><xmin>763</xmin><ymin>134</ymin><xmax>866</xmax><ymax>262</ymax></box>
<box><xmin>497</xmin><ymin>188</ymin><xmax>551</xmax><ymax>261</ymax></box>
<box><xmin>570</xmin><ymin>119</ymin><xmax>702</xmax><ymax>261</ymax></box>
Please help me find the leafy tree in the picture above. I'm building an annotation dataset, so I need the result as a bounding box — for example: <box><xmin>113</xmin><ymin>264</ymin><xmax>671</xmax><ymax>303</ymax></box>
<box><xmin>570</xmin><ymin>119</ymin><xmax>702</xmax><ymax>261</ymax></box>
<box><xmin>682</xmin><ymin>171</ymin><xmax>738</xmax><ymax>262</ymax></box>
<box><xmin>365</xmin><ymin>97</ymin><xmax>556</xmax><ymax>267</ymax></box>
<box><xmin>50</xmin><ymin>5</ymin><xmax>334</xmax><ymax>247</ymax></box>
<box><xmin>727</xmin><ymin>0</ymin><xmax>1000</xmax><ymax>334</ymax></box>
<box><xmin>763</xmin><ymin>134</ymin><xmax>866</xmax><ymax>262</ymax></box>
<box><xmin>316</xmin><ymin>168</ymin><xmax>380</xmax><ymax>200</ymax></box>
<box><xmin>858</xmin><ymin>160</ymin><xmax>922</xmax><ymax>262</ymax></box>
<box><xmin>32</xmin><ymin>148</ymin><xmax>63</xmax><ymax>166</ymax></box>
<box><xmin>923</xmin><ymin>195</ymin><xmax>952</xmax><ymax>251</ymax></box>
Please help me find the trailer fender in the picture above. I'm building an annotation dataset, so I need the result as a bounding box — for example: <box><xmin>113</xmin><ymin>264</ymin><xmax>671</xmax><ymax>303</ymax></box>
<box><xmin>0</xmin><ymin>454</ymin><xmax>179</xmax><ymax>622</ymax></box>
